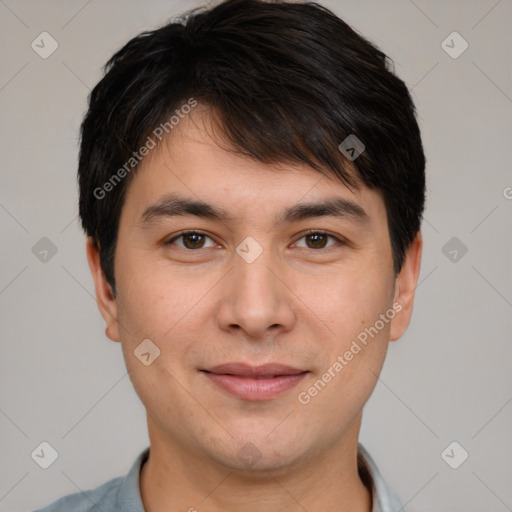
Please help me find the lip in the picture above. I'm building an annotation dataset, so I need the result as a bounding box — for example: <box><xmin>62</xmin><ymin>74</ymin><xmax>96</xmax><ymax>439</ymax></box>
<box><xmin>201</xmin><ymin>363</ymin><xmax>308</xmax><ymax>401</ymax></box>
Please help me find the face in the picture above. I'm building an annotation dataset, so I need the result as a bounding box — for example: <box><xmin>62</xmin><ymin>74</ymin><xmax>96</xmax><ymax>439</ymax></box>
<box><xmin>88</xmin><ymin>108</ymin><xmax>422</xmax><ymax>473</ymax></box>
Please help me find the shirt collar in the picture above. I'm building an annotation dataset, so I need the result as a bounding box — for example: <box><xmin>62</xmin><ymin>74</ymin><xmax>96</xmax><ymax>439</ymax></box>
<box><xmin>357</xmin><ymin>443</ymin><xmax>403</xmax><ymax>511</ymax></box>
<box><xmin>117</xmin><ymin>444</ymin><xmax>402</xmax><ymax>512</ymax></box>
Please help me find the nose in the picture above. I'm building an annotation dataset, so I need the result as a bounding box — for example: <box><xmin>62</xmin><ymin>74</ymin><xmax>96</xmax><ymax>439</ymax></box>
<box><xmin>216</xmin><ymin>245</ymin><xmax>296</xmax><ymax>340</ymax></box>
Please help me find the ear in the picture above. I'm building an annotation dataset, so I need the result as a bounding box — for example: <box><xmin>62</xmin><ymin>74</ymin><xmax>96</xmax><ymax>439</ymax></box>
<box><xmin>86</xmin><ymin>237</ymin><xmax>121</xmax><ymax>342</ymax></box>
<box><xmin>389</xmin><ymin>232</ymin><xmax>423</xmax><ymax>342</ymax></box>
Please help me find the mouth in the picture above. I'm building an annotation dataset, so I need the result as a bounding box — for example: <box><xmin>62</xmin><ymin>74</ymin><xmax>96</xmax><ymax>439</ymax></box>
<box><xmin>200</xmin><ymin>363</ymin><xmax>309</xmax><ymax>401</ymax></box>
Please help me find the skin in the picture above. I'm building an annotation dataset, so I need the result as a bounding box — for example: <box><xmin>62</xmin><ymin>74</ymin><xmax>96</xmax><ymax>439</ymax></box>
<box><xmin>87</xmin><ymin>107</ymin><xmax>422</xmax><ymax>512</ymax></box>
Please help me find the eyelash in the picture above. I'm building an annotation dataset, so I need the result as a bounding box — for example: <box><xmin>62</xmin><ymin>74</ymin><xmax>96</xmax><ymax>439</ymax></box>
<box><xmin>165</xmin><ymin>230</ymin><xmax>345</xmax><ymax>250</ymax></box>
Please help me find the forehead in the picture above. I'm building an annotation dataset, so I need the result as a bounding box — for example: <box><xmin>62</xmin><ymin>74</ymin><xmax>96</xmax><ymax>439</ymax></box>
<box><xmin>121</xmin><ymin>110</ymin><xmax>387</xmax><ymax>228</ymax></box>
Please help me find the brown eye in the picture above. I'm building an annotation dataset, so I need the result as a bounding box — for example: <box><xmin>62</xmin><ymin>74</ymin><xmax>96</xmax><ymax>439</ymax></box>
<box><xmin>166</xmin><ymin>231</ymin><xmax>215</xmax><ymax>250</ymax></box>
<box><xmin>182</xmin><ymin>233</ymin><xmax>205</xmax><ymax>249</ymax></box>
<box><xmin>295</xmin><ymin>231</ymin><xmax>341</xmax><ymax>250</ymax></box>
<box><xmin>305</xmin><ymin>233</ymin><xmax>329</xmax><ymax>249</ymax></box>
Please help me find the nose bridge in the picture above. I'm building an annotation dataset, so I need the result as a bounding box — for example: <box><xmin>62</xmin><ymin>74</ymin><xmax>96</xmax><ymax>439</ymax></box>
<box><xmin>236</xmin><ymin>248</ymin><xmax>277</xmax><ymax>303</ymax></box>
<box><xmin>217</xmin><ymin>237</ymin><xmax>295</xmax><ymax>337</ymax></box>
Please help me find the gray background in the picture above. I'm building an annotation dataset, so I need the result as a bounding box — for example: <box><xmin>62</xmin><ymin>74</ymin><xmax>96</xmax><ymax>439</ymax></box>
<box><xmin>1</xmin><ymin>0</ymin><xmax>511</xmax><ymax>510</ymax></box>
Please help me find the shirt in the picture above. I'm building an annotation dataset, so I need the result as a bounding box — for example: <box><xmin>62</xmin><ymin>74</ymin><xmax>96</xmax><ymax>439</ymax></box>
<box><xmin>32</xmin><ymin>443</ymin><xmax>403</xmax><ymax>512</ymax></box>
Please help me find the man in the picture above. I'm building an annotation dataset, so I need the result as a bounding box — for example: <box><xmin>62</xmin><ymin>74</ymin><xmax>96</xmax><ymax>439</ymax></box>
<box><xmin>34</xmin><ymin>0</ymin><xmax>424</xmax><ymax>510</ymax></box>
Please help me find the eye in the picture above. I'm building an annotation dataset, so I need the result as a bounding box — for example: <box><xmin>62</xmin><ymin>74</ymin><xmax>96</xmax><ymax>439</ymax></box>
<box><xmin>165</xmin><ymin>230</ymin><xmax>345</xmax><ymax>251</ymax></box>
<box><xmin>165</xmin><ymin>231</ymin><xmax>217</xmax><ymax>250</ymax></box>
<box><xmin>294</xmin><ymin>230</ymin><xmax>344</xmax><ymax>250</ymax></box>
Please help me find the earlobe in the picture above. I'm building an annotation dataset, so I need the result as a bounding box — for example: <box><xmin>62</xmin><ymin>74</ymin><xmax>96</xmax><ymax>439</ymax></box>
<box><xmin>85</xmin><ymin>237</ymin><xmax>121</xmax><ymax>342</ymax></box>
<box><xmin>389</xmin><ymin>232</ymin><xmax>423</xmax><ymax>342</ymax></box>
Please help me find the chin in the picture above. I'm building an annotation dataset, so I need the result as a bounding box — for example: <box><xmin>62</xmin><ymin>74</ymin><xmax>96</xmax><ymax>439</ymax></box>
<box><xmin>203</xmin><ymin>427</ymin><xmax>312</xmax><ymax>475</ymax></box>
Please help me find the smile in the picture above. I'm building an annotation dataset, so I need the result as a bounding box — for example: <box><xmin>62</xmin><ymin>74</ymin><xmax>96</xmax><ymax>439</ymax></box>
<box><xmin>201</xmin><ymin>363</ymin><xmax>309</xmax><ymax>401</ymax></box>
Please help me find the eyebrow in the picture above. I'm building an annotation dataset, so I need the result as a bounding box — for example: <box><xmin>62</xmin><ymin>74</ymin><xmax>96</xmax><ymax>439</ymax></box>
<box><xmin>138</xmin><ymin>193</ymin><xmax>371</xmax><ymax>228</ymax></box>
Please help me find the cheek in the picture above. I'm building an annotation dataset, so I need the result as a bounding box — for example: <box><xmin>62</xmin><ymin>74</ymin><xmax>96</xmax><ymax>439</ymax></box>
<box><xmin>293</xmin><ymin>264</ymin><xmax>393</xmax><ymax>414</ymax></box>
<box><xmin>115</xmin><ymin>262</ymin><xmax>220</xmax><ymax>396</ymax></box>
<box><xmin>115</xmin><ymin>269</ymin><xmax>207</xmax><ymax>434</ymax></box>
<box><xmin>296</xmin><ymin>325</ymin><xmax>389</xmax><ymax>437</ymax></box>
<box><xmin>115</xmin><ymin>257</ymin><xmax>211</xmax><ymax>342</ymax></box>
<box><xmin>299</xmin><ymin>266</ymin><xmax>393</xmax><ymax>348</ymax></box>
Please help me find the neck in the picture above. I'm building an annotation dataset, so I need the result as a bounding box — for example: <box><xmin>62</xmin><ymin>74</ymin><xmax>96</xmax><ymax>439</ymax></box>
<box><xmin>140</xmin><ymin>415</ymin><xmax>372</xmax><ymax>512</ymax></box>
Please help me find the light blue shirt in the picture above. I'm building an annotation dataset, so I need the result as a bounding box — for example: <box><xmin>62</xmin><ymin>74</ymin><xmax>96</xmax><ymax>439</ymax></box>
<box><xmin>32</xmin><ymin>443</ymin><xmax>403</xmax><ymax>511</ymax></box>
